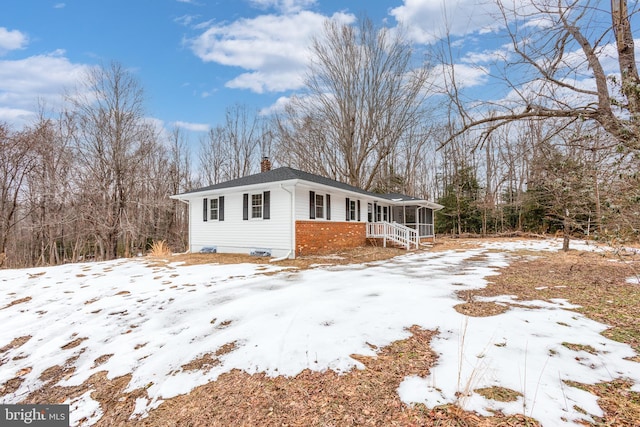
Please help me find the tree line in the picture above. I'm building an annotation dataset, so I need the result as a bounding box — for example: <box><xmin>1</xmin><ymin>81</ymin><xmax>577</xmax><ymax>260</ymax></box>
<box><xmin>0</xmin><ymin>63</ymin><xmax>195</xmax><ymax>268</ymax></box>
<box><xmin>2</xmin><ymin>0</ymin><xmax>639</xmax><ymax>267</ymax></box>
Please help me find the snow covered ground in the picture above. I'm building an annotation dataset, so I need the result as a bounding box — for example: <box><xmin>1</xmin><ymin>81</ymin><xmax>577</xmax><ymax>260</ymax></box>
<box><xmin>1</xmin><ymin>239</ymin><xmax>638</xmax><ymax>426</ymax></box>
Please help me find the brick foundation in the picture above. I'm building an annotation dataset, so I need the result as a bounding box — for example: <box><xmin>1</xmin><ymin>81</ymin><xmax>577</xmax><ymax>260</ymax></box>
<box><xmin>295</xmin><ymin>221</ymin><xmax>367</xmax><ymax>256</ymax></box>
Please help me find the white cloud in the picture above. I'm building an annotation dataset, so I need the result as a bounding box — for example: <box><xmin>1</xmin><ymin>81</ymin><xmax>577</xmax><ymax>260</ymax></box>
<box><xmin>249</xmin><ymin>0</ymin><xmax>317</xmax><ymax>14</ymax></box>
<box><xmin>427</xmin><ymin>62</ymin><xmax>490</xmax><ymax>95</ymax></box>
<box><xmin>461</xmin><ymin>44</ymin><xmax>512</xmax><ymax>64</ymax></box>
<box><xmin>173</xmin><ymin>120</ymin><xmax>210</xmax><ymax>132</ymax></box>
<box><xmin>389</xmin><ymin>0</ymin><xmax>542</xmax><ymax>44</ymax></box>
<box><xmin>54</xmin><ymin>3</ymin><xmax>66</xmax><ymax>9</ymax></box>
<box><xmin>390</xmin><ymin>0</ymin><xmax>498</xmax><ymax>44</ymax></box>
<box><xmin>174</xmin><ymin>14</ymin><xmax>200</xmax><ymax>27</ymax></box>
<box><xmin>0</xmin><ymin>106</ymin><xmax>36</xmax><ymax>123</ymax></box>
<box><xmin>0</xmin><ymin>27</ymin><xmax>28</xmax><ymax>55</ymax></box>
<box><xmin>226</xmin><ymin>70</ymin><xmax>304</xmax><ymax>94</ymax></box>
<box><xmin>0</xmin><ymin>51</ymin><xmax>91</xmax><ymax>126</ymax></box>
<box><xmin>259</xmin><ymin>95</ymin><xmax>293</xmax><ymax>116</ymax></box>
<box><xmin>189</xmin><ymin>11</ymin><xmax>355</xmax><ymax>93</ymax></box>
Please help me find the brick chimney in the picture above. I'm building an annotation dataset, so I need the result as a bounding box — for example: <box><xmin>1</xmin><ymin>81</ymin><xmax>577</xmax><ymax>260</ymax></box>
<box><xmin>260</xmin><ymin>156</ymin><xmax>272</xmax><ymax>172</ymax></box>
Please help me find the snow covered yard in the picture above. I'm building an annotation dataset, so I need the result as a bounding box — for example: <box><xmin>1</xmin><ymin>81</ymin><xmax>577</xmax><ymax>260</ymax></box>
<box><xmin>1</xmin><ymin>239</ymin><xmax>639</xmax><ymax>426</ymax></box>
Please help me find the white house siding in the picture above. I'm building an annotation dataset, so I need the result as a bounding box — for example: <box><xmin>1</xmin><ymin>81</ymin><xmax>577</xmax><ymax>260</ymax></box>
<box><xmin>188</xmin><ymin>185</ymin><xmax>294</xmax><ymax>258</ymax></box>
<box><xmin>293</xmin><ymin>186</ymin><xmax>371</xmax><ymax>223</ymax></box>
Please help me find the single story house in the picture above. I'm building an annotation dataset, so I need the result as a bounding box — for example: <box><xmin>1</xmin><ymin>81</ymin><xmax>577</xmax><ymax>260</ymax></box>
<box><xmin>171</xmin><ymin>160</ymin><xmax>443</xmax><ymax>259</ymax></box>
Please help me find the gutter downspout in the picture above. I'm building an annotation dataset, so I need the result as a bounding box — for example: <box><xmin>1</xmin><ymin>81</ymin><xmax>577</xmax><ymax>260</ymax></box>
<box><xmin>271</xmin><ymin>183</ymin><xmax>294</xmax><ymax>262</ymax></box>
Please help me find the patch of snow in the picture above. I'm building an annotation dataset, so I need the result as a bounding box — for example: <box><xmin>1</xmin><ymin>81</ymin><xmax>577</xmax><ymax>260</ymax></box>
<box><xmin>66</xmin><ymin>390</ymin><xmax>102</xmax><ymax>426</ymax></box>
<box><xmin>129</xmin><ymin>397</ymin><xmax>162</xmax><ymax>421</ymax></box>
<box><xmin>626</xmin><ymin>276</ymin><xmax>640</xmax><ymax>285</ymax></box>
<box><xmin>400</xmin><ymin>300</ymin><xmax>636</xmax><ymax>426</ymax></box>
<box><xmin>0</xmin><ymin>239</ymin><xmax>638</xmax><ymax>427</ymax></box>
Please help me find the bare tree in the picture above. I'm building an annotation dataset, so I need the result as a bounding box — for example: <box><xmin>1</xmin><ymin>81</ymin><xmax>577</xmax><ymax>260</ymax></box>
<box><xmin>23</xmin><ymin>112</ymin><xmax>75</xmax><ymax>265</ymax></box>
<box><xmin>275</xmin><ymin>17</ymin><xmax>434</xmax><ymax>190</ymax></box>
<box><xmin>158</xmin><ymin>127</ymin><xmax>193</xmax><ymax>251</ymax></box>
<box><xmin>199</xmin><ymin>104</ymin><xmax>264</xmax><ymax>184</ymax></box>
<box><xmin>444</xmin><ymin>0</ymin><xmax>640</xmax><ymax>152</ymax></box>
<box><xmin>527</xmin><ymin>137</ymin><xmax>596</xmax><ymax>251</ymax></box>
<box><xmin>0</xmin><ymin>123</ymin><xmax>35</xmax><ymax>266</ymax></box>
<box><xmin>199</xmin><ymin>126</ymin><xmax>228</xmax><ymax>186</ymax></box>
<box><xmin>70</xmin><ymin>62</ymin><xmax>156</xmax><ymax>260</ymax></box>
<box><xmin>222</xmin><ymin>104</ymin><xmax>261</xmax><ymax>179</ymax></box>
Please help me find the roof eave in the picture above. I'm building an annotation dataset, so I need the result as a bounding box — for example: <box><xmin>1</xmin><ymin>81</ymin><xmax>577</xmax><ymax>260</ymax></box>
<box><xmin>172</xmin><ymin>179</ymin><xmax>300</xmax><ymax>199</ymax></box>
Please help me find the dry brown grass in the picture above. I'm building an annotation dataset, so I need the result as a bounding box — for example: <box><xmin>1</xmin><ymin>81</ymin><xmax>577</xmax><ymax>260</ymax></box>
<box><xmin>474</xmin><ymin>386</ymin><xmax>522</xmax><ymax>403</ymax></box>
<box><xmin>454</xmin><ymin>301</ymin><xmax>510</xmax><ymax>317</ymax></box>
<box><xmin>127</xmin><ymin>326</ymin><xmax>536</xmax><ymax>427</ymax></box>
<box><xmin>1</xmin><ymin>296</ymin><xmax>32</xmax><ymax>310</ymax></box>
<box><xmin>149</xmin><ymin>240</ymin><xmax>172</xmax><ymax>258</ymax></box>
<box><xmin>0</xmin><ymin>335</ymin><xmax>31</xmax><ymax>356</ymax></box>
<box><xmin>166</xmin><ymin>244</ymin><xmax>407</xmax><ymax>270</ymax></box>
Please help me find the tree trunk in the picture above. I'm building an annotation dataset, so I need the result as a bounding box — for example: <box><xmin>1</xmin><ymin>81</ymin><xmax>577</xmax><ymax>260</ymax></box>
<box><xmin>562</xmin><ymin>215</ymin><xmax>571</xmax><ymax>252</ymax></box>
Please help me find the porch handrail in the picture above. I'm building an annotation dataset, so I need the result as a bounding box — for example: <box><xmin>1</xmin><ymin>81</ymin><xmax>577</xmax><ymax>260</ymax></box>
<box><xmin>366</xmin><ymin>221</ymin><xmax>419</xmax><ymax>250</ymax></box>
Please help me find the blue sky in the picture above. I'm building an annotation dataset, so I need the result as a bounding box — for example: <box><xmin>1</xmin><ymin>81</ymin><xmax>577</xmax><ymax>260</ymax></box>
<box><xmin>0</xmin><ymin>0</ymin><xmax>505</xmax><ymax>134</ymax></box>
<box><xmin>1</xmin><ymin>0</ymin><xmax>635</xmax><ymax>142</ymax></box>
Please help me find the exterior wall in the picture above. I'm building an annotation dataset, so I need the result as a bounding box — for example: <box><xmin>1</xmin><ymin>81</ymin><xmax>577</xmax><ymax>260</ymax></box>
<box><xmin>292</xmin><ymin>186</ymin><xmax>372</xmax><ymax>256</ymax></box>
<box><xmin>295</xmin><ymin>221</ymin><xmax>366</xmax><ymax>256</ymax></box>
<box><xmin>181</xmin><ymin>180</ymin><xmax>438</xmax><ymax>259</ymax></box>
<box><xmin>293</xmin><ymin>186</ymin><xmax>371</xmax><ymax>223</ymax></box>
<box><xmin>187</xmin><ymin>185</ymin><xmax>294</xmax><ymax>258</ymax></box>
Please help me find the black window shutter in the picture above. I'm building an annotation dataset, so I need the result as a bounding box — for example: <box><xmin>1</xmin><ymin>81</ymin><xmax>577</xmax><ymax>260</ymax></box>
<box><xmin>345</xmin><ymin>197</ymin><xmax>350</xmax><ymax>221</ymax></box>
<box><xmin>309</xmin><ymin>191</ymin><xmax>316</xmax><ymax>219</ymax></box>
<box><xmin>243</xmin><ymin>193</ymin><xmax>249</xmax><ymax>220</ymax></box>
<box><xmin>219</xmin><ymin>196</ymin><xmax>225</xmax><ymax>221</ymax></box>
<box><xmin>326</xmin><ymin>194</ymin><xmax>331</xmax><ymax>220</ymax></box>
<box><xmin>203</xmin><ymin>198</ymin><xmax>208</xmax><ymax>222</ymax></box>
<box><xmin>357</xmin><ymin>200</ymin><xmax>361</xmax><ymax>221</ymax></box>
<box><xmin>263</xmin><ymin>191</ymin><xmax>270</xmax><ymax>219</ymax></box>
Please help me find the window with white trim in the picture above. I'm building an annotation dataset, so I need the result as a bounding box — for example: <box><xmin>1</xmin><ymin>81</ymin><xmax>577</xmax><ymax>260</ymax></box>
<box><xmin>210</xmin><ymin>198</ymin><xmax>219</xmax><ymax>220</ymax></box>
<box><xmin>315</xmin><ymin>193</ymin><xmax>324</xmax><ymax>219</ymax></box>
<box><xmin>348</xmin><ymin>199</ymin><xmax>357</xmax><ymax>221</ymax></box>
<box><xmin>251</xmin><ymin>193</ymin><xmax>263</xmax><ymax>219</ymax></box>
<box><xmin>204</xmin><ymin>196</ymin><xmax>224</xmax><ymax>221</ymax></box>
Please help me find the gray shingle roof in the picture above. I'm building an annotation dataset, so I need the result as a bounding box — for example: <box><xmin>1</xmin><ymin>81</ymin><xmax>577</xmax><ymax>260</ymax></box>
<box><xmin>377</xmin><ymin>192</ymin><xmax>423</xmax><ymax>202</ymax></box>
<box><xmin>176</xmin><ymin>166</ymin><xmax>442</xmax><ymax>210</ymax></box>
<box><xmin>179</xmin><ymin>166</ymin><xmax>377</xmax><ymax>197</ymax></box>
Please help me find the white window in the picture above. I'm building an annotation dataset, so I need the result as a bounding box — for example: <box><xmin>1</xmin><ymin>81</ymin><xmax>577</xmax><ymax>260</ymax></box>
<box><xmin>251</xmin><ymin>193</ymin><xmax>263</xmax><ymax>219</ymax></box>
<box><xmin>210</xmin><ymin>198</ymin><xmax>219</xmax><ymax>220</ymax></box>
<box><xmin>315</xmin><ymin>194</ymin><xmax>324</xmax><ymax>219</ymax></box>
<box><xmin>348</xmin><ymin>199</ymin><xmax>357</xmax><ymax>221</ymax></box>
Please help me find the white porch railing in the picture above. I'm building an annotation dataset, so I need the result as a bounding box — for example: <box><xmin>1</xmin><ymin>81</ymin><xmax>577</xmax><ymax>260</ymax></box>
<box><xmin>366</xmin><ymin>222</ymin><xmax>419</xmax><ymax>250</ymax></box>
